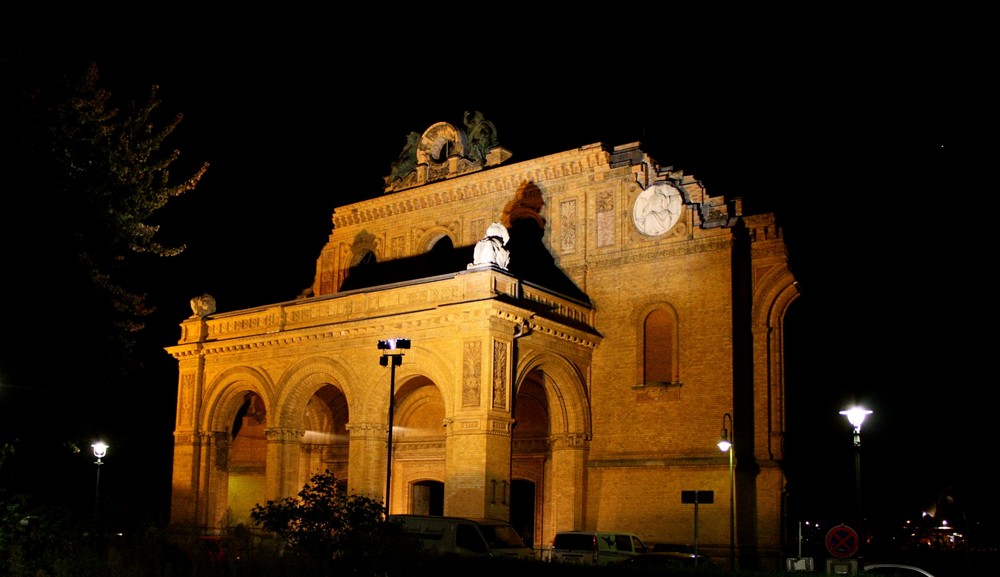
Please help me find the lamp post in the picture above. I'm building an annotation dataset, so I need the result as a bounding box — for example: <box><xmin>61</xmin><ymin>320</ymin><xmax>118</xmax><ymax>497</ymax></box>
<box><xmin>92</xmin><ymin>441</ymin><xmax>108</xmax><ymax>523</ymax></box>
<box><xmin>840</xmin><ymin>406</ymin><xmax>872</xmax><ymax>558</ymax></box>
<box><xmin>717</xmin><ymin>413</ymin><xmax>736</xmax><ymax>571</ymax></box>
<box><xmin>378</xmin><ymin>338</ymin><xmax>410</xmax><ymax>515</ymax></box>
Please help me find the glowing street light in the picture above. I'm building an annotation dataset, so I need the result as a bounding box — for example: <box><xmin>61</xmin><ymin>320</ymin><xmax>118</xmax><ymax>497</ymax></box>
<box><xmin>717</xmin><ymin>413</ymin><xmax>736</xmax><ymax>570</ymax></box>
<box><xmin>378</xmin><ymin>338</ymin><xmax>410</xmax><ymax>514</ymax></box>
<box><xmin>840</xmin><ymin>407</ymin><xmax>872</xmax><ymax>445</ymax></box>
<box><xmin>92</xmin><ymin>441</ymin><xmax>108</xmax><ymax>523</ymax></box>
<box><xmin>840</xmin><ymin>406</ymin><xmax>872</xmax><ymax>558</ymax></box>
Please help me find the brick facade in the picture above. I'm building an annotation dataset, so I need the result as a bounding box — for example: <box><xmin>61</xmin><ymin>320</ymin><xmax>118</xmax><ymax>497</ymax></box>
<box><xmin>167</xmin><ymin>121</ymin><xmax>798</xmax><ymax>570</ymax></box>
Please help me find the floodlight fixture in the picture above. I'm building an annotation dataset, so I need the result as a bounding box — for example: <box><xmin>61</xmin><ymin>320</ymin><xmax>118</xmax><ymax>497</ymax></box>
<box><xmin>377</xmin><ymin>338</ymin><xmax>411</xmax><ymax>350</ymax></box>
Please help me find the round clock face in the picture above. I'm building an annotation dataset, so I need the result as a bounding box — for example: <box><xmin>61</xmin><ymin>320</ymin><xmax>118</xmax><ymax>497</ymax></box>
<box><xmin>633</xmin><ymin>183</ymin><xmax>683</xmax><ymax>236</ymax></box>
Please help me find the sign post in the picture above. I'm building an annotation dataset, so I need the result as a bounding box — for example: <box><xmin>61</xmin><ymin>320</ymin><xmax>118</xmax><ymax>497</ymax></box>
<box><xmin>681</xmin><ymin>490</ymin><xmax>714</xmax><ymax>564</ymax></box>
<box><xmin>823</xmin><ymin>524</ymin><xmax>860</xmax><ymax>576</ymax></box>
<box><xmin>825</xmin><ymin>524</ymin><xmax>859</xmax><ymax>559</ymax></box>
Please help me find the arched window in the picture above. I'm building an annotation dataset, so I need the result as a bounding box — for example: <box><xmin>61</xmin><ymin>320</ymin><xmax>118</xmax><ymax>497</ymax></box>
<box><xmin>643</xmin><ymin>308</ymin><xmax>677</xmax><ymax>385</ymax></box>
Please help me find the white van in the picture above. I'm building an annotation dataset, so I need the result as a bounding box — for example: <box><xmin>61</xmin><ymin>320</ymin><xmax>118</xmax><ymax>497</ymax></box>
<box><xmin>550</xmin><ymin>530</ymin><xmax>648</xmax><ymax>564</ymax></box>
<box><xmin>388</xmin><ymin>514</ymin><xmax>534</xmax><ymax>559</ymax></box>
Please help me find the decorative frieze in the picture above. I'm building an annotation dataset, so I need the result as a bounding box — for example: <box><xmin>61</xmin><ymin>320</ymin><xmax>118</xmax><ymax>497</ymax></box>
<box><xmin>492</xmin><ymin>341</ymin><xmax>507</xmax><ymax>409</ymax></box>
<box><xmin>596</xmin><ymin>189</ymin><xmax>615</xmax><ymax>248</ymax></box>
<box><xmin>550</xmin><ymin>433</ymin><xmax>590</xmax><ymax>450</ymax></box>
<box><xmin>179</xmin><ymin>374</ymin><xmax>195</xmax><ymax>426</ymax></box>
<box><xmin>560</xmin><ymin>199</ymin><xmax>577</xmax><ymax>254</ymax></box>
<box><xmin>346</xmin><ymin>422</ymin><xmax>387</xmax><ymax>438</ymax></box>
<box><xmin>390</xmin><ymin>235</ymin><xmax>406</xmax><ymax>259</ymax></box>
<box><xmin>394</xmin><ymin>441</ymin><xmax>446</xmax><ymax>454</ymax></box>
<box><xmin>265</xmin><ymin>428</ymin><xmax>305</xmax><ymax>442</ymax></box>
<box><xmin>463</xmin><ymin>340</ymin><xmax>481</xmax><ymax>407</ymax></box>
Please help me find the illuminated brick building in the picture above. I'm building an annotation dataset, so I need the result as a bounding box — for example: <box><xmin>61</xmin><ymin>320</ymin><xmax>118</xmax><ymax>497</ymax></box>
<box><xmin>167</xmin><ymin>115</ymin><xmax>798</xmax><ymax>569</ymax></box>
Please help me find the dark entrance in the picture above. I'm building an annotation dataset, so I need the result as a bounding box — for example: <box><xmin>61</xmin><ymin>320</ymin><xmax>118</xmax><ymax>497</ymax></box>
<box><xmin>410</xmin><ymin>481</ymin><xmax>444</xmax><ymax>515</ymax></box>
<box><xmin>510</xmin><ymin>479</ymin><xmax>536</xmax><ymax>549</ymax></box>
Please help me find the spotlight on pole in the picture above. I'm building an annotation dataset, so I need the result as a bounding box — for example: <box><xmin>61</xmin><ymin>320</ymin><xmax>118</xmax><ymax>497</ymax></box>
<box><xmin>377</xmin><ymin>338</ymin><xmax>411</xmax><ymax>351</ymax></box>
<box><xmin>378</xmin><ymin>338</ymin><xmax>410</xmax><ymax>515</ymax></box>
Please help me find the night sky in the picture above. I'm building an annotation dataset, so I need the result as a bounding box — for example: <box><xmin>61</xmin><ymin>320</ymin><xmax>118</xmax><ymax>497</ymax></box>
<box><xmin>1</xmin><ymin>9</ymin><xmax>990</xmax><ymax>544</ymax></box>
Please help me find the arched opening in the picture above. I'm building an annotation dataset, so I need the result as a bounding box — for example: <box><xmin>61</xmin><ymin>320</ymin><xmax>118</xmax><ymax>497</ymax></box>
<box><xmin>512</xmin><ymin>370</ymin><xmax>549</xmax><ymax>550</ymax></box>
<box><xmin>393</xmin><ymin>375</ymin><xmax>446</xmax><ymax>514</ymax></box>
<box><xmin>227</xmin><ymin>392</ymin><xmax>266</xmax><ymax>526</ymax></box>
<box><xmin>301</xmin><ymin>384</ymin><xmax>350</xmax><ymax>485</ymax></box>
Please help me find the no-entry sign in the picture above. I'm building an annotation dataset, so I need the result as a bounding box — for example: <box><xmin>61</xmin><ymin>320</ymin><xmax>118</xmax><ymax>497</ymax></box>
<box><xmin>825</xmin><ymin>524</ymin><xmax>859</xmax><ymax>558</ymax></box>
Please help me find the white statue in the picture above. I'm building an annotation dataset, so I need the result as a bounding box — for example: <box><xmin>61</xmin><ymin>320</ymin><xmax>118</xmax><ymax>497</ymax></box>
<box><xmin>190</xmin><ymin>293</ymin><xmax>217</xmax><ymax>317</ymax></box>
<box><xmin>468</xmin><ymin>222</ymin><xmax>510</xmax><ymax>270</ymax></box>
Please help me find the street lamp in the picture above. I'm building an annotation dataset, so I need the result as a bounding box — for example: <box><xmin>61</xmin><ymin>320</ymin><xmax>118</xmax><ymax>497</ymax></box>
<box><xmin>840</xmin><ymin>406</ymin><xmax>872</xmax><ymax>557</ymax></box>
<box><xmin>378</xmin><ymin>338</ymin><xmax>410</xmax><ymax>515</ymax></box>
<box><xmin>92</xmin><ymin>441</ymin><xmax>108</xmax><ymax>523</ymax></box>
<box><xmin>717</xmin><ymin>413</ymin><xmax>736</xmax><ymax>570</ymax></box>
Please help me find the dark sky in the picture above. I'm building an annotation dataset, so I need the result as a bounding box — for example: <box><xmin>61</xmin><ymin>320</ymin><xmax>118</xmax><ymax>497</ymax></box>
<box><xmin>1</xmin><ymin>11</ymin><xmax>990</xmax><ymax>540</ymax></box>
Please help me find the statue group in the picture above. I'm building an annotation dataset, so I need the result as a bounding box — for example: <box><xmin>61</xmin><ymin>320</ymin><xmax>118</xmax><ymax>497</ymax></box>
<box><xmin>463</xmin><ymin>110</ymin><xmax>497</xmax><ymax>165</ymax></box>
<box><xmin>386</xmin><ymin>112</ymin><xmax>499</xmax><ymax>187</ymax></box>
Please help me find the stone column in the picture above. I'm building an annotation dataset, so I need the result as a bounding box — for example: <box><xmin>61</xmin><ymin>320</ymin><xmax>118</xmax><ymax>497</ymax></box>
<box><xmin>549</xmin><ymin>433</ymin><xmax>589</xmax><ymax>532</ymax></box>
<box><xmin>346</xmin><ymin>421</ymin><xmax>387</xmax><ymax>502</ymax></box>
<box><xmin>443</xmin><ymin>335</ymin><xmax>515</xmax><ymax>519</ymax></box>
<box><xmin>203</xmin><ymin>431</ymin><xmax>230</xmax><ymax>531</ymax></box>
<box><xmin>266</xmin><ymin>428</ymin><xmax>304</xmax><ymax>500</ymax></box>
<box><xmin>169</xmin><ymin>359</ymin><xmax>205</xmax><ymax>528</ymax></box>
<box><xmin>168</xmin><ymin>430</ymin><xmax>199</xmax><ymax>528</ymax></box>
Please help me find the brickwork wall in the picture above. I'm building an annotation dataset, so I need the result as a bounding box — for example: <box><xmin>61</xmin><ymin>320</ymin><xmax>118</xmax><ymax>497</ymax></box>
<box><xmin>168</xmin><ymin>132</ymin><xmax>797</xmax><ymax>569</ymax></box>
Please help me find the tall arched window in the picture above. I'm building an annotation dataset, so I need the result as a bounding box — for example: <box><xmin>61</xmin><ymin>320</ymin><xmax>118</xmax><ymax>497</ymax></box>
<box><xmin>643</xmin><ymin>308</ymin><xmax>677</xmax><ymax>385</ymax></box>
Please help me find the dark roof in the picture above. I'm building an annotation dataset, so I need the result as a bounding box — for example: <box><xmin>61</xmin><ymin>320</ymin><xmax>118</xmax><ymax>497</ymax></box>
<box><xmin>340</xmin><ymin>221</ymin><xmax>590</xmax><ymax>304</ymax></box>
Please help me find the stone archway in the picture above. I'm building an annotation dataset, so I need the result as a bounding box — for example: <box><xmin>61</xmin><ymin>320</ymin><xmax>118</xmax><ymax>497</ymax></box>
<box><xmin>227</xmin><ymin>391</ymin><xmax>266</xmax><ymax>527</ymax></box>
<box><xmin>512</xmin><ymin>371</ymin><xmax>548</xmax><ymax>550</ymax></box>
<box><xmin>299</xmin><ymin>384</ymin><xmax>350</xmax><ymax>484</ymax></box>
<box><xmin>513</xmin><ymin>348</ymin><xmax>592</xmax><ymax>548</ymax></box>
<box><xmin>391</xmin><ymin>374</ymin><xmax>446</xmax><ymax>514</ymax></box>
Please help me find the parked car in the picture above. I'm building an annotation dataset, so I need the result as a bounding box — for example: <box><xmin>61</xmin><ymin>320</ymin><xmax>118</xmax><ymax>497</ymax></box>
<box><xmin>863</xmin><ymin>563</ymin><xmax>937</xmax><ymax>577</ymax></box>
<box><xmin>615</xmin><ymin>550</ymin><xmax>720</xmax><ymax>571</ymax></box>
<box><xmin>550</xmin><ymin>530</ymin><xmax>648</xmax><ymax>565</ymax></box>
<box><xmin>388</xmin><ymin>514</ymin><xmax>534</xmax><ymax>559</ymax></box>
<box><xmin>648</xmin><ymin>542</ymin><xmax>697</xmax><ymax>553</ymax></box>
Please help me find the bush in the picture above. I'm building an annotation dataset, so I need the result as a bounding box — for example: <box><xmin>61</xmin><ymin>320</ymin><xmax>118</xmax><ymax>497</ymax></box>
<box><xmin>249</xmin><ymin>470</ymin><xmax>420</xmax><ymax>574</ymax></box>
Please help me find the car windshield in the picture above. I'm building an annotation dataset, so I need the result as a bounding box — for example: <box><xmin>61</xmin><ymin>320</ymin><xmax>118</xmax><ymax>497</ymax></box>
<box><xmin>479</xmin><ymin>524</ymin><xmax>527</xmax><ymax>549</ymax></box>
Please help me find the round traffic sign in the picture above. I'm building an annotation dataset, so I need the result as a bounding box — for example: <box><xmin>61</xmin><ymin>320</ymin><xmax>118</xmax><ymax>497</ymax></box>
<box><xmin>825</xmin><ymin>524</ymin><xmax>859</xmax><ymax>558</ymax></box>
